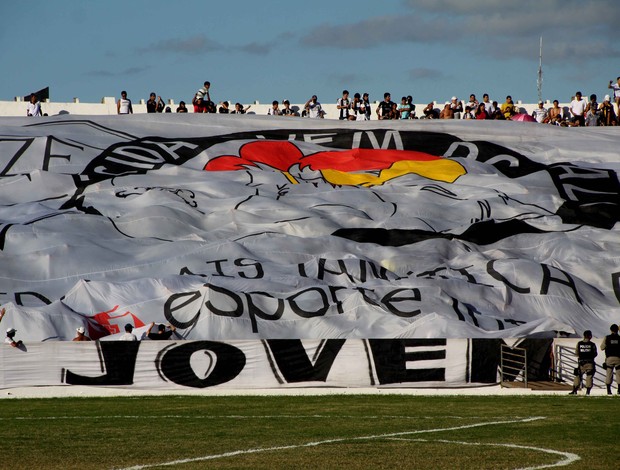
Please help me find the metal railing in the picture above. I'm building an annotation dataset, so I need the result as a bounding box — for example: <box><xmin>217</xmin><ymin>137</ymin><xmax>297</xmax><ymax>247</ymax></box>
<box><xmin>500</xmin><ymin>344</ymin><xmax>527</xmax><ymax>388</ymax></box>
<box><xmin>555</xmin><ymin>344</ymin><xmax>607</xmax><ymax>389</ymax></box>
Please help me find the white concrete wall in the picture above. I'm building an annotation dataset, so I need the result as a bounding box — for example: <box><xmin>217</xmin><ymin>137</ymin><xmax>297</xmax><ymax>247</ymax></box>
<box><xmin>0</xmin><ymin>96</ymin><xmax>567</xmax><ymax>119</ymax></box>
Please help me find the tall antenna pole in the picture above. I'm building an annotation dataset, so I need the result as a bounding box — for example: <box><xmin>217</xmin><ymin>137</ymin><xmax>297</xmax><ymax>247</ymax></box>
<box><xmin>537</xmin><ymin>36</ymin><xmax>543</xmax><ymax>103</ymax></box>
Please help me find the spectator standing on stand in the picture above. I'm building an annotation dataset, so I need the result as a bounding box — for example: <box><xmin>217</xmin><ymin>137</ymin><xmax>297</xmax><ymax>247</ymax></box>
<box><xmin>117</xmin><ymin>91</ymin><xmax>133</xmax><ymax>114</ymax></box>
<box><xmin>26</xmin><ymin>93</ymin><xmax>42</xmax><ymax>116</ymax></box>
<box><xmin>360</xmin><ymin>93</ymin><xmax>371</xmax><ymax>120</ymax></box>
<box><xmin>607</xmin><ymin>77</ymin><xmax>620</xmax><ymax>113</ymax></box>
<box><xmin>146</xmin><ymin>93</ymin><xmax>165</xmax><ymax>113</ymax></box>
<box><xmin>599</xmin><ymin>95</ymin><xmax>616</xmax><ymax>126</ymax></box>
<box><xmin>337</xmin><ymin>90</ymin><xmax>353</xmax><ymax>120</ymax></box>
<box><xmin>193</xmin><ymin>81</ymin><xmax>211</xmax><ymax>113</ymax></box>
<box><xmin>376</xmin><ymin>93</ymin><xmax>393</xmax><ymax>120</ymax></box>
<box><xmin>568</xmin><ymin>91</ymin><xmax>587</xmax><ymax>127</ymax></box>
<box><xmin>304</xmin><ymin>95</ymin><xmax>324</xmax><ymax>118</ymax></box>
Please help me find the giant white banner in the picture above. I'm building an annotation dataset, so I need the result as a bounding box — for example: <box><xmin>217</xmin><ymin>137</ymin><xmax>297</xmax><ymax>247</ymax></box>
<box><xmin>0</xmin><ymin>115</ymin><xmax>619</xmax><ymax>341</ymax></box>
<box><xmin>0</xmin><ymin>338</ymin><xmax>534</xmax><ymax>389</ymax></box>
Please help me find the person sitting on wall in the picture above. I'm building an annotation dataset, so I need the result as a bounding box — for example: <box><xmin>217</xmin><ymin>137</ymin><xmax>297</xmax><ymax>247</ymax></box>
<box><xmin>500</xmin><ymin>96</ymin><xmax>516</xmax><ymax>119</ymax></box>
<box><xmin>439</xmin><ymin>102</ymin><xmax>454</xmax><ymax>119</ymax></box>
<box><xmin>422</xmin><ymin>102</ymin><xmax>439</xmax><ymax>119</ymax></box>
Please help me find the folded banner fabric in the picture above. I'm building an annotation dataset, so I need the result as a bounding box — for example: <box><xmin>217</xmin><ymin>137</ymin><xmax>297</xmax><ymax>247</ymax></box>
<box><xmin>0</xmin><ymin>115</ymin><xmax>619</xmax><ymax>341</ymax></box>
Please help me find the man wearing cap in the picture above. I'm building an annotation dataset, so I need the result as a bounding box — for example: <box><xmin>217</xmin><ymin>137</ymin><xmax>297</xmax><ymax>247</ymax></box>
<box><xmin>5</xmin><ymin>327</ymin><xmax>23</xmax><ymax>347</ymax></box>
<box><xmin>119</xmin><ymin>323</ymin><xmax>138</xmax><ymax>341</ymax></box>
<box><xmin>531</xmin><ymin>101</ymin><xmax>548</xmax><ymax>123</ymax></box>
<box><xmin>601</xmin><ymin>324</ymin><xmax>620</xmax><ymax>395</ymax></box>
<box><xmin>73</xmin><ymin>326</ymin><xmax>91</xmax><ymax>342</ymax></box>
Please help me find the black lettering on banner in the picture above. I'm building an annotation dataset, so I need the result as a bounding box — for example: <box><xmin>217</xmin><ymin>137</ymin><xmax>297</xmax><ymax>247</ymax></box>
<box><xmin>328</xmin><ymin>285</ymin><xmax>347</xmax><ymax>314</ymax></box>
<box><xmin>164</xmin><ymin>290</ymin><xmax>202</xmax><ymax>329</ymax></box>
<box><xmin>205</xmin><ymin>284</ymin><xmax>244</xmax><ymax>317</ymax></box>
<box><xmin>298</xmin><ymin>262</ymin><xmax>309</xmax><ymax>278</ymax></box>
<box><xmin>540</xmin><ymin>264</ymin><xmax>582</xmax><ymax>304</ymax></box>
<box><xmin>470</xmin><ymin>339</ymin><xmax>504</xmax><ymax>383</ymax></box>
<box><xmin>64</xmin><ymin>341</ymin><xmax>140</xmax><ymax>385</ymax></box>
<box><xmin>381</xmin><ymin>288</ymin><xmax>421</xmax><ymax>317</ymax></box>
<box><xmin>451</xmin><ymin>299</ymin><xmax>479</xmax><ymax>326</ymax></box>
<box><xmin>548</xmin><ymin>163</ymin><xmax>620</xmax><ymax>229</ymax></box>
<box><xmin>353</xmin><ymin>286</ymin><xmax>381</xmax><ymax>306</ymax></box>
<box><xmin>486</xmin><ymin>260</ymin><xmax>530</xmax><ymax>294</ymax></box>
<box><xmin>613</xmin><ymin>272</ymin><xmax>620</xmax><ymax>305</ymax></box>
<box><xmin>264</xmin><ymin>339</ymin><xmax>346</xmax><ymax>382</ymax></box>
<box><xmin>368</xmin><ymin>339</ymin><xmax>446</xmax><ymax>384</ymax></box>
<box><xmin>287</xmin><ymin>287</ymin><xmax>330</xmax><ymax>318</ymax></box>
<box><xmin>206</xmin><ymin>259</ymin><xmax>233</xmax><ymax>277</ymax></box>
<box><xmin>235</xmin><ymin>258</ymin><xmax>264</xmax><ymax>279</ymax></box>
<box><xmin>43</xmin><ymin>136</ymin><xmax>77</xmax><ymax>171</ymax></box>
<box><xmin>317</xmin><ymin>258</ymin><xmax>356</xmax><ymax>283</ymax></box>
<box><xmin>14</xmin><ymin>291</ymin><xmax>52</xmax><ymax>306</ymax></box>
<box><xmin>0</xmin><ymin>138</ymin><xmax>35</xmax><ymax>176</ymax></box>
<box><xmin>245</xmin><ymin>292</ymin><xmax>284</xmax><ymax>333</ymax></box>
<box><xmin>159</xmin><ymin>341</ymin><xmax>246</xmax><ymax>388</ymax></box>
<box><xmin>0</xmin><ymin>223</ymin><xmax>12</xmax><ymax>251</ymax></box>
<box><xmin>365</xmin><ymin>260</ymin><xmax>390</xmax><ymax>281</ymax></box>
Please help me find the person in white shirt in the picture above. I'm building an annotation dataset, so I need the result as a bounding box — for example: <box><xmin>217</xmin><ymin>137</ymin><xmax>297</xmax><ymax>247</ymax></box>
<box><xmin>569</xmin><ymin>91</ymin><xmax>587</xmax><ymax>126</ymax></box>
<box><xmin>482</xmin><ymin>93</ymin><xmax>493</xmax><ymax>114</ymax></box>
<box><xmin>608</xmin><ymin>77</ymin><xmax>620</xmax><ymax>112</ymax></box>
<box><xmin>531</xmin><ymin>101</ymin><xmax>548</xmax><ymax>123</ymax></box>
<box><xmin>117</xmin><ymin>91</ymin><xmax>133</xmax><ymax>115</ymax></box>
<box><xmin>119</xmin><ymin>323</ymin><xmax>137</xmax><ymax>341</ymax></box>
<box><xmin>26</xmin><ymin>94</ymin><xmax>42</xmax><ymax>116</ymax></box>
<box><xmin>267</xmin><ymin>100</ymin><xmax>282</xmax><ymax>116</ymax></box>
<box><xmin>304</xmin><ymin>95</ymin><xmax>324</xmax><ymax>118</ymax></box>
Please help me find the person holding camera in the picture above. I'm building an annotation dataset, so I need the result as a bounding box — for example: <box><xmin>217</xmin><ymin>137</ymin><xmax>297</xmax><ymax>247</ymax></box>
<box><xmin>601</xmin><ymin>324</ymin><xmax>620</xmax><ymax>395</ymax></box>
<box><xmin>570</xmin><ymin>330</ymin><xmax>597</xmax><ymax>395</ymax></box>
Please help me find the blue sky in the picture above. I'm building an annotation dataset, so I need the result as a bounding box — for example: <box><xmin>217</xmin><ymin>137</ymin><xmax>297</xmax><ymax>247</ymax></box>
<box><xmin>1</xmin><ymin>0</ymin><xmax>618</xmax><ymax>105</ymax></box>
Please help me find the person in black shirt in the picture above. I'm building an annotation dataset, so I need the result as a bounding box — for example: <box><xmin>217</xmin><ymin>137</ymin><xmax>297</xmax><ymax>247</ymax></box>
<box><xmin>570</xmin><ymin>330</ymin><xmax>597</xmax><ymax>395</ymax></box>
<box><xmin>146</xmin><ymin>93</ymin><xmax>165</xmax><ymax>113</ymax></box>
<box><xmin>147</xmin><ymin>323</ymin><xmax>176</xmax><ymax>340</ymax></box>
<box><xmin>376</xmin><ymin>92</ymin><xmax>393</xmax><ymax>120</ymax></box>
<box><xmin>601</xmin><ymin>324</ymin><xmax>620</xmax><ymax>395</ymax></box>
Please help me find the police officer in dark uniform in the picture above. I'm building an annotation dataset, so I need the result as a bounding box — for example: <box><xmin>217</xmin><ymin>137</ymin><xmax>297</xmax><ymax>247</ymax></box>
<box><xmin>601</xmin><ymin>324</ymin><xmax>620</xmax><ymax>395</ymax></box>
<box><xmin>570</xmin><ymin>330</ymin><xmax>597</xmax><ymax>395</ymax></box>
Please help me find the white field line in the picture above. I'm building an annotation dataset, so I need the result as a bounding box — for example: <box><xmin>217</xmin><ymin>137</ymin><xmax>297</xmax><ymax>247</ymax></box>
<box><xmin>389</xmin><ymin>438</ymin><xmax>580</xmax><ymax>470</ymax></box>
<box><xmin>1</xmin><ymin>414</ymin><xmax>536</xmax><ymax>421</ymax></box>
<box><xmin>116</xmin><ymin>416</ymin><xmax>548</xmax><ymax>470</ymax></box>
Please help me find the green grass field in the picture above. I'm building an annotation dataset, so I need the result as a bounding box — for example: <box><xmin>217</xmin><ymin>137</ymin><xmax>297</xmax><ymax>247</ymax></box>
<box><xmin>0</xmin><ymin>394</ymin><xmax>617</xmax><ymax>469</ymax></box>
